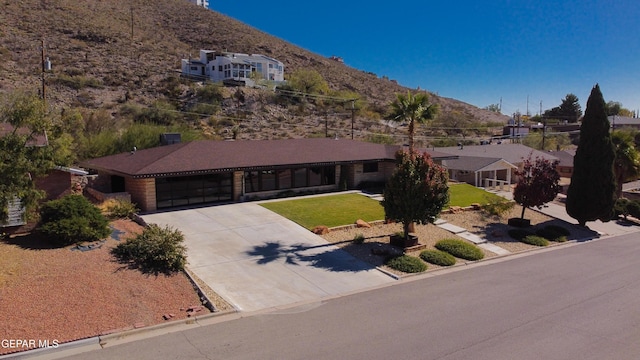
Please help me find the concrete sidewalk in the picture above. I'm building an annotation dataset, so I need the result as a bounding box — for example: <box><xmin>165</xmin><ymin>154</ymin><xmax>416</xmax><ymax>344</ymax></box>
<box><xmin>142</xmin><ymin>203</ymin><xmax>395</xmax><ymax>313</ymax></box>
<box><xmin>493</xmin><ymin>190</ymin><xmax>640</xmax><ymax>238</ymax></box>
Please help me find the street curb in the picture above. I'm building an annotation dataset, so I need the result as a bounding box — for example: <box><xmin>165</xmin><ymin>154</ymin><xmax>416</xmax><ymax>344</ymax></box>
<box><xmin>1</xmin><ymin>309</ymin><xmax>237</xmax><ymax>360</ymax></box>
<box><xmin>0</xmin><ymin>337</ymin><xmax>100</xmax><ymax>360</ymax></box>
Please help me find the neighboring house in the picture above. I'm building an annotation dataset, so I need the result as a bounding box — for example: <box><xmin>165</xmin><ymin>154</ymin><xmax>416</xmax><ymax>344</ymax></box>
<box><xmin>80</xmin><ymin>138</ymin><xmax>454</xmax><ymax>213</ymax></box>
<box><xmin>434</xmin><ymin>143</ymin><xmax>559</xmax><ymax>188</ymax></box>
<box><xmin>1</xmin><ymin>124</ymin><xmax>88</xmax><ymax>228</ymax></box>
<box><xmin>548</xmin><ymin>149</ymin><xmax>575</xmax><ymax>178</ymax></box>
<box><xmin>187</xmin><ymin>0</ymin><xmax>208</xmax><ymax>7</ymax></box>
<box><xmin>609</xmin><ymin>116</ymin><xmax>640</xmax><ymax>130</ymax></box>
<box><xmin>181</xmin><ymin>50</ymin><xmax>285</xmax><ymax>85</ymax></box>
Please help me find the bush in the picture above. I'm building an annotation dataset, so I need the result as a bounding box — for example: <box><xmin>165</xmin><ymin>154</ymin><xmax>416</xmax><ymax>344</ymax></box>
<box><xmin>536</xmin><ymin>225</ymin><xmax>569</xmax><ymax>242</ymax></box>
<box><xmin>39</xmin><ymin>195</ymin><xmax>110</xmax><ymax>246</ymax></box>
<box><xmin>419</xmin><ymin>249</ymin><xmax>456</xmax><ymax>266</ymax></box>
<box><xmin>111</xmin><ymin>224</ymin><xmax>186</xmax><ymax>274</ymax></box>
<box><xmin>521</xmin><ymin>235</ymin><xmax>549</xmax><ymax>247</ymax></box>
<box><xmin>385</xmin><ymin>255</ymin><xmax>427</xmax><ymax>273</ymax></box>
<box><xmin>100</xmin><ymin>199</ymin><xmax>139</xmax><ymax>219</ymax></box>
<box><xmin>614</xmin><ymin>198</ymin><xmax>630</xmax><ymax>218</ymax></box>
<box><xmin>482</xmin><ymin>198</ymin><xmax>515</xmax><ymax>217</ymax></box>
<box><xmin>435</xmin><ymin>239</ymin><xmax>484</xmax><ymax>261</ymax></box>
<box><xmin>353</xmin><ymin>233</ymin><xmax>365</xmax><ymax>244</ymax></box>
<box><xmin>627</xmin><ymin>200</ymin><xmax>640</xmax><ymax>219</ymax></box>
<box><xmin>508</xmin><ymin>228</ymin><xmax>534</xmax><ymax>241</ymax></box>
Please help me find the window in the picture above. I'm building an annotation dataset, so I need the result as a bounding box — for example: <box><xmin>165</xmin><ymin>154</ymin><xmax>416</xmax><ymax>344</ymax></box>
<box><xmin>156</xmin><ymin>174</ymin><xmax>232</xmax><ymax>209</ymax></box>
<box><xmin>363</xmin><ymin>162</ymin><xmax>379</xmax><ymax>173</ymax></box>
<box><xmin>261</xmin><ymin>170</ymin><xmax>276</xmax><ymax>191</ymax></box>
<box><xmin>218</xmin><ymin>65</ymin><xmax>223</xmax><ymax>71</ymax></box>
<box><xmin>233</xmin><ymin>70</ymin><xmax>238</xmax><ymax>77</ymax></box>
<box><xmin>277</xmin><ymin>169</ymin><xmax>292</xmax><ymax>189</ymax></box>
<box><xmin>190</xmin><ymin>66</ymin><xmax>198</xmax><ymax>71</ymax></box>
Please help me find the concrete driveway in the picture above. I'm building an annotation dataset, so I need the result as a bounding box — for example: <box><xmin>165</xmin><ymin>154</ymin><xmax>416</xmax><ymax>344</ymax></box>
<box><xmin>142</xmin><ymin>203</ymin><xmax>395</xmax><ymax>312</ymax></box>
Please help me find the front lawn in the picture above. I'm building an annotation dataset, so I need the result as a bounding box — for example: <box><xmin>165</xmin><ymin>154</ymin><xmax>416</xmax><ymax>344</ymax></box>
<box><xmin>447</xmin><ymin>183</ymin><xmax>504</xmax><ymax>208</ymax></box>
<box><xmin>260</xmin><ymin>186</ymin><xmax>506</xmax><ymax>229</ymax></box>
<box><xmin>260</xmin><ymin>193</ymin><xmax>385</xmax><ymax>229</ymax></box>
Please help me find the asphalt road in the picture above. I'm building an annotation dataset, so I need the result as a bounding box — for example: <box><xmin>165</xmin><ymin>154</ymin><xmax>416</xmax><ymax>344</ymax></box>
<box><xmin>58</xmin><ymin>234</ymin><xmax>640</xmax><ymax>360</ymax></box>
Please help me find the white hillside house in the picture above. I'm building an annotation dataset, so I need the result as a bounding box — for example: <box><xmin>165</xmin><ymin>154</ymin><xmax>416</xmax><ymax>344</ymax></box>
<box><xmin>187</xmin><ymin>0</ymin><xmax>209</xmax><ymax>7</ymax></box>
<box><xmin>181</xmin><ymin>50</ymin><xmax>285</xmax><ymax>86</ymax></box>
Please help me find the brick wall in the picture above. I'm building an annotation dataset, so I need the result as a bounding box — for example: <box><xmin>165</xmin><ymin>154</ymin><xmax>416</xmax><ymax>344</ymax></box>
<box><xmin>125</xmin><ymin>178</ymin><xmax>156</xmax><ymax>212</ymax></box>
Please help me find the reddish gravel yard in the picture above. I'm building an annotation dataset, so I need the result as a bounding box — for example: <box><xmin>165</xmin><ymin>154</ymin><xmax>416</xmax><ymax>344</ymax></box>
<box><xmin>0</xmin><ymin>219</ymin><xmax>206</xmax><ymax>356</ymax></box>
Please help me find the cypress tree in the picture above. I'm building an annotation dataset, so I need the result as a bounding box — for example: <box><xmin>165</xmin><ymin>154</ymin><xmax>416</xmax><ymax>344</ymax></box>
<box><xmin>566</xmin><ymin>84</ymin><xmax>616</xmax><ymax>226</ymax></box>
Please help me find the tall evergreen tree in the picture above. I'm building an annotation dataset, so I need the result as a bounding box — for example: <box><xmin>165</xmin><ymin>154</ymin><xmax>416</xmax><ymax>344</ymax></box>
<box><xmin>566</xmin><ymin>84</ymin><xmax>616</xmax><ymax>226</ymax></box>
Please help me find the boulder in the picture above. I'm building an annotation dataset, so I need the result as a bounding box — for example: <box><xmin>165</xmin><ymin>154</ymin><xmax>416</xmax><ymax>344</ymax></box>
<box><xmin>312</xmin><ymin>225</ymin><xmax>329</xmax><ymax>235</ymax></box>
<box><xmin>355</xmin><ymin>219</ymin><xmax>371</xmax><ymax>228</ymax></box>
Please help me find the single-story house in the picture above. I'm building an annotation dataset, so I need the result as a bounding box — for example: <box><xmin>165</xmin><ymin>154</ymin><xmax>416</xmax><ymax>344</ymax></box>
<box><xmin>609</xmin><ymin>116</ymin><xmax>640</xmax><ymax>130</ymax></box>
<box><xmin>1</xmin><ymin>123</ymin><xmax>88</xmax><ymax>228</ymax></box>
<box><xmin>80</xmin><ymin>138</ymin><xmax>455</xmax><ymax>212</ymax></box>
<box><xmin>434</xmin><ymin>143</ymin><xmax>560</xmax><ymax>189</ymax></box>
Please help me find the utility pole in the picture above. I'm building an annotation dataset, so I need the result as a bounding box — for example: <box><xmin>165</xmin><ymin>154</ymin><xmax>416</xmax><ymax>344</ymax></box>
<box><xmin>350</xmin><ymin>100</ymin><xmax>355</xmax><ymax>140</ymax></box>
<box><xmin>499</xmin><ymin>97</ymin><xmax>502</xmax><ymax>112</ymax></box>
<box><xmin>541</xmin><ymin>100</ymin><xmax>546</xmax><ymax>150</ymax></box>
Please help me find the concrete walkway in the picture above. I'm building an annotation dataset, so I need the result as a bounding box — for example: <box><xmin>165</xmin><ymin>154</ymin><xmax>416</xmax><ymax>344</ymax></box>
<box><xmin>141</xmin><ymin>203</ymin><xmax>395</xmax><ymax>313</ymax></box>
<box><xmin>492</xmin><ymin>190</ymin><xmax>640</xmax><ymax>238</ymax></box>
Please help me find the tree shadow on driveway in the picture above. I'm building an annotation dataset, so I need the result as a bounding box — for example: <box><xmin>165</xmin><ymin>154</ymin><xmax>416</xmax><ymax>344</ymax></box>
<box><xmin>245</xmin><ymin>241</ymin><xmax>375</xmax><ymax>272</ymax></box>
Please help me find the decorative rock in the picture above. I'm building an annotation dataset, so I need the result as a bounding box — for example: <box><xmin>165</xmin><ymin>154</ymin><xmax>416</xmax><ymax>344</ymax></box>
<box><xmin>450</xmin><ymin>206</ymin><xmax>463</xmax><ymax>214</ymax></box>
<box><xmin>355</xmin><ymin>219</ymin><xmax>371</xmax><ymax>228</ymax></box>
<box><xmin>471</xmin><ymin>203</ymin><xmax>481</xmax><ymax>210</ymax></box>
<box><xmin>312</xmin><ymin>225</ymin><xmax>329</xmax><ymax>235</ymax></box>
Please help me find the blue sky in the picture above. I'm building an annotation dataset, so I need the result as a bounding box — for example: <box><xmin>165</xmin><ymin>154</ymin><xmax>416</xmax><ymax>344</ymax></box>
<box><xmin>211</xmin><ymin>1</ymin><xmax>640</xmax><ymax>116</ymax></box>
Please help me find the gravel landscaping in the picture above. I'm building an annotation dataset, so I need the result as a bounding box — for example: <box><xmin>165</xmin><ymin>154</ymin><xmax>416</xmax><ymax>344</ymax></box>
<box><xmin>0</xmin><ymin>219</ymin><xmax>230</xmax><ymax>356</ymax></box>
<box><xmin>322</xmin><ymin>206</ymin><xmax>597</xmax><ymax>276</ymax></box>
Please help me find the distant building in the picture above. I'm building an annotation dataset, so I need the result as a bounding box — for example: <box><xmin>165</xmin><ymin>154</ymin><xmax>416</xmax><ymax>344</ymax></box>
<box><xmin>609</xmin><ymin>115</ymin><xmax>640</xmax><ymax>130</ymax></box>
<box><xmin>181</xmin><ymin>50</ymin><xmax>285</xmax><ymax>86</ymax></box>
<box><xmin>187</xmin><ymin>0</ymin><xmax>209</xmax><ymax>7</ymax></box>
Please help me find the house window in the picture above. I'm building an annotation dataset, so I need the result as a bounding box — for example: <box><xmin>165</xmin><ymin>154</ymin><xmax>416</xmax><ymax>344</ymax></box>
<box><xmin>218</xmin><ymin>65</ymin><xmax>223</xmax><ymax>71</ymax></box>
<box><xmin>190</xmin><ymin>66</ymin><xmax>198</xmax><ymax>71</ymax></box>
<box><xmin>233</xmin><ymin>70</ymin><xmax>238</xmax><ymax>77</ymax></box>
<box><xmin>156</xmin><ymin>174</ymin><xmax>232</xmax><ymax>209</ymax></box>
<box><xmin>277</xmin><ymin>169</ymin><xmax>292</xmax><ymax>189</ymax></box>
<box><xmin>363</xmin><ymin>162</ymin><xmax>379</xmax><ymax>173</ymax></box>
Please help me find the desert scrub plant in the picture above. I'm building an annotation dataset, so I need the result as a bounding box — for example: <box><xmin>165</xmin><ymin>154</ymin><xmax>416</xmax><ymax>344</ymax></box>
<box><xmin>482</xmin><ymin>197</ymin><xmax>515</xmax><ymax>217</ymax></box>
<box><xmin>536</xmin><ymin>225</ymin><xmax>569</xmax><ymax>242</ymax></box>
<box><xmin>521</xmin><ymin>235</ymin><xmax>549</xmax><ymax>247</ymax></box>
<box><xmin>435</xmin><ymin>239</ymin><xmax>484</xmax><ymax>261</ymax></box>
<box><xmin>39</xmin><ymin>195</ymin><xmax>110</xmax><ymax>246</ymax></box>
<box><xmin>419</xmin><ymin>249</ymin><xmax>456</xmax><ymax>266</ymax></box>
<box><xmin>99</xmin><ymin>199</ymin><xmax>139</xmax><ymax>219</ymax></box>
<box><xmin>353</xmin><ymin>233</ymin><xmax>365</xmax><ymax>244</ymax></box>
<box><xmin>111</xmin><ymin>224</ymin><xmax>186</xmax><ymax>274</ymax></box>
<box><xmin>508</xmin><ymin>228</ymin><xmax>534</xmax><ymax>241</ymax></box>
<box><xmin>385</xmin><ymin>255</ymin><xmax>427</xmax><ymax>273</ymax></box>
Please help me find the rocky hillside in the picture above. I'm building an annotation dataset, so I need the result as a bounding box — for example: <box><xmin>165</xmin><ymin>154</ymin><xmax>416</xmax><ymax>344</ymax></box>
<box><xmin>0</xmin><ymin>0</ymin><xmax>507</xmax><ymax>143</ymax></box>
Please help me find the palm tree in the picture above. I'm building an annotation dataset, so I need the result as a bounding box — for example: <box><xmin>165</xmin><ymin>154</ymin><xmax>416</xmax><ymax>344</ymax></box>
<box><xmin>389</xmin><ymin>91</ymin><xmax>438</xmax><ymax>153</ymax></box>
<box><xmin>612</xmin><ymin>130</ymin><xmax>640</xmax><ymax>198</ymax></box>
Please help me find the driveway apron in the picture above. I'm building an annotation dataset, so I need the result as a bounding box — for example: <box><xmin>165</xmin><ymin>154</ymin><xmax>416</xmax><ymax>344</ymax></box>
<box><xmin>142</xmin><ymin>203</ymin><xmax>395</xmax><ymax>312</ymax></box>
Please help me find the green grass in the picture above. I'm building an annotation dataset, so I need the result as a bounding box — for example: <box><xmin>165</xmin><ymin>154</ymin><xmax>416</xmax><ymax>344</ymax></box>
<box><xmin>260</xmin><ymin>194</ymin><xmax>385</xmax><ymax>229</ymax></box>
<box><xmin>447</xmin><ymin>183</ymin><xmax>503</xmax><ymax>208</ymax></box>
<box><xmin>260</xmin><ymin>185</ymin><xmax>507</xmax><ymax>229</ymax></box>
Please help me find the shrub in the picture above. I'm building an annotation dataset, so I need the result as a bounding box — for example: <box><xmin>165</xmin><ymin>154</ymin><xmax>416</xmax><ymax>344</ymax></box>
<box><xmin>435</xmin><ymin>239</ymin><xmax>484</xmax><ymax>261</ymax></box>
<box><xmin>100</xmin><ymin>199</ymin><xmax>139</xmax><ymax>219</ymax></box>
<box><xmin>111</xmin><ymin>224</ymin><xmax>186</xmax><ymax>274</ymax></box>
<box><xmin>419</xmin><ymin>249</ymin><xmax>456</xmax><ymax>266</ymax></box>
<box><xmin>614</xmin><ymin>198</ymin><xmax>630</xmax><ymax>218</ymax></box>
<box><xmin>353</xmin><ymin>233</ymin><xmax>365</xmax><ymax>244</ymax></box>
<box><xmin>521</xmin><ymin>235</ymin><xmax>549</xmax><ymax>247</ymax></box>
<box><xmin>508</xmin><ymin>228</ymin><xmax>534</xmax><ymax>241</ymax></box>
<box><xmin>536</xmin><ymin>225</ymin><xmax>569</xmax><ymax>242</ymax></box>
<box><xmin>627</xmin><ymin>200</ymin><xmax>640</xmax><ymax>219</ymax></box>
<box><xmin>385</xmin><ymin>255</ymin><xmax>427</xmax><ymax>273</ymax></box>
<box><xmin>39</xmin><ymin>195</ymin><xmax>111</xmax><ymax>246</ymax></box>
<box><xmin>482</xmin><ymin>197</ymin><xmax>515</xmax><ymax>217</ymax></box>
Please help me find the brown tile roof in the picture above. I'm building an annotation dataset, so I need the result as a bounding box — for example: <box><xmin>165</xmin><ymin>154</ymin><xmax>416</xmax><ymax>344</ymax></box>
<box><xmin>0</xmin><ymin>122</ymin><xmax>48</xmax><ymax>146</ymax></box>
<box><xmin>80</xmin><ymin>138</ymin><xmax>452</xmax><ymax>178</ymax></box>
<box><xmin>434</xmin><ymin>143</ymin><xmax>558</xmax><ymax>164</ymax></box>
